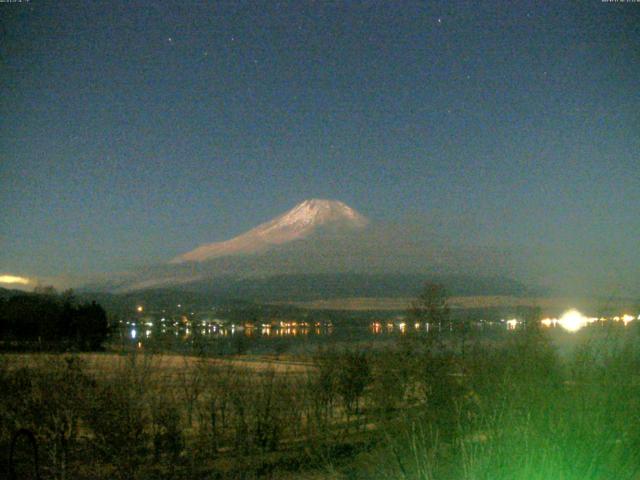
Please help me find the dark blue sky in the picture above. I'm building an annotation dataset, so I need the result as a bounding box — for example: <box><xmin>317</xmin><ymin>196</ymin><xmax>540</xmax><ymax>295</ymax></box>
<box><xmin>1</xmin><ymin>1</ymin><xmax>639</xmax><ymax>293</ymax></box>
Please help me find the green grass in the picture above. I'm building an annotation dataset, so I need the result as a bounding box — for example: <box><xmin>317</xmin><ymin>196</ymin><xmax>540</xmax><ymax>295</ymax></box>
<box><xmin>360</xmin><ymin>324</ymin><xmax>640</xmax><ymax>480</ymax></box>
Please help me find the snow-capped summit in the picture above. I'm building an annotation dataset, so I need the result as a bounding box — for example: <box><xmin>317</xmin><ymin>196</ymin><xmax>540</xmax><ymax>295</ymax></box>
<box><xmin>261</xmin><ymin>199</ymin><xmax>368</xmax><ymax>232</ymax></box>
<box><xmin>169</xmin><ymin>199</ymin><xmax>368</xmax><ymax>263</ymax></box>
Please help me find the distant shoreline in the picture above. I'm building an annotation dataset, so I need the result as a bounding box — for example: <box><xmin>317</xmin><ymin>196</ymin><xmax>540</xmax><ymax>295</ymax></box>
<box><xmin>272</xmin><ymin>295</ymin><xmax>638</xmax><ymax>315</ymax></box>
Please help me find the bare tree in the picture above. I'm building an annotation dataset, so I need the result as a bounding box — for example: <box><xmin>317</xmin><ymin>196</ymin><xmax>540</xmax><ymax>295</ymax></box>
<box><xmin>409</xmin><ymin>282</ymin><xmax>450</xmax><ymax>332</ymax></box>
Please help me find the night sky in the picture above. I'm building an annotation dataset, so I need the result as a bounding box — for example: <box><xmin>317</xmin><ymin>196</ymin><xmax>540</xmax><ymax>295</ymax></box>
<box><xmin>1</xmin><ymin>1</ymin><xmax>639</xmax><ymax>294</ymax></box>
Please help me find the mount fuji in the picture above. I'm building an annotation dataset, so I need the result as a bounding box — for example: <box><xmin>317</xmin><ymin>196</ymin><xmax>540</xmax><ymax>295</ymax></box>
<box><xmin>83</xmin><ymin>199</ymin><xmax>527</xmax><ymax>299</ymax></box>
<box><xmin>170</xmin><ymin>199</ymin><xmax>368</xmax><ymax>264</ymax></box>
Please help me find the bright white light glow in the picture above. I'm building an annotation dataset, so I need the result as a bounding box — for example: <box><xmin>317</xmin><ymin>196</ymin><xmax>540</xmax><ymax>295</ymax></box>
<box><xmin>621</xmin><ymin>314</ymin><xmax>634</xmax><ymax>326</ymax></box>
<box><xmin>558</xmin><ymin>309</ymin><xmax>591</xmax><ymax>333</ymax></box>
<box><xmin>0</xmin><ymin>275</ymin><xmax>30</xmax><ymax>285</ymax></box>
<box><xmin>131</xmin><ymin>328</ymin><xmax>137</xmax><ymax>339</ymax></box>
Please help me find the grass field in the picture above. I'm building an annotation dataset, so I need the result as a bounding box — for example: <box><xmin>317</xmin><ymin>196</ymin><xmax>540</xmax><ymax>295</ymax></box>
<box><xmin>1</xmin><ymin>351</ymin><xmax>313</xmax><ymax>376</ymax></box>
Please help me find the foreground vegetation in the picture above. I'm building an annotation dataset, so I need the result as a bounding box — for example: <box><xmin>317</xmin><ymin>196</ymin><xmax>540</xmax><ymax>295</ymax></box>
<box><xmin>2</xmin><ymin>319</ymin><xmax>640</xmax><ymax>479</ymax></box>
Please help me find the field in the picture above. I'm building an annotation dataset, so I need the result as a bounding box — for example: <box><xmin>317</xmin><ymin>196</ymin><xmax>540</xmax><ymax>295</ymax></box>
<box><xmin>2</xmin><ymin>322</ymin><xmax>640</xmax><ymax>479</ymax></box>
<box><xmin>2</xmin><ymin>352</ymin><xmax>312</xmax><ymax>376</ymax></box>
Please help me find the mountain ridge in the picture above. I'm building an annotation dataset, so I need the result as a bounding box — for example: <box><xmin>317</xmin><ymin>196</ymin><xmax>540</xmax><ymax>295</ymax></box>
<box><xmin>170</xmin><ymin>199</ymin><xmax>368</xmax><ymax>264</ymax></box>
<box><xmin>81</xmin><ymin>199</ymin><xmax>532</xmax><ymax>299</ymax></box>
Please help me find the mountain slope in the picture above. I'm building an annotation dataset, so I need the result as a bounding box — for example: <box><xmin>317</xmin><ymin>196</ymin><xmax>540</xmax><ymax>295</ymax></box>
<box><xmin>170</xmin><ymin>199</ymin><xmax>368</xmax><ymax>263</ymax></box>
<box><xmin>82</xmin><ymin>199</ymin><xmax>531</xmax><ymax>299</ymax></box>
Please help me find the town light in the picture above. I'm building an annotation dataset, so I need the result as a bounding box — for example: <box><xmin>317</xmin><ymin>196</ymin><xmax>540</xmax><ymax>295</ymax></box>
<box><xmin>621</xmin><ymin>314</ymin><xmax>635</xmax><ymax>326</ymax></box>
<box><xmin>558</xmin><ymin>309</ymin><xmax>589</xmax><ymax>333</ymax></box>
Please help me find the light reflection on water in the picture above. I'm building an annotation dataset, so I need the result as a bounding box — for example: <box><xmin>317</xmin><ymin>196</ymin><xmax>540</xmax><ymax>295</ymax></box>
<box><xmin>126</xmin><ymin>323</ymin><xmax>335</xmax><ymax>341</ymax></box>
<box><xmin>124</xmin><ymin>310</ymin><xmax>638</xmax><ymax>342</ymax></box>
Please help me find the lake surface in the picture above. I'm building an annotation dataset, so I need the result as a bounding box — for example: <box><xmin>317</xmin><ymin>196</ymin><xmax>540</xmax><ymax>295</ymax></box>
<box><xmin>115</xmin><ymin>312</ymin><xmax>640</xmax><ymax>356</ymax></box>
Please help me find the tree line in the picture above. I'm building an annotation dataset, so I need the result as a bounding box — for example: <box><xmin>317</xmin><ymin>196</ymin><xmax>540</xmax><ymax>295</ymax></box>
<box><xmin>0</xmin><ymin>288</ymin><xmax>109</xmax><ymax>350</ymax></box>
